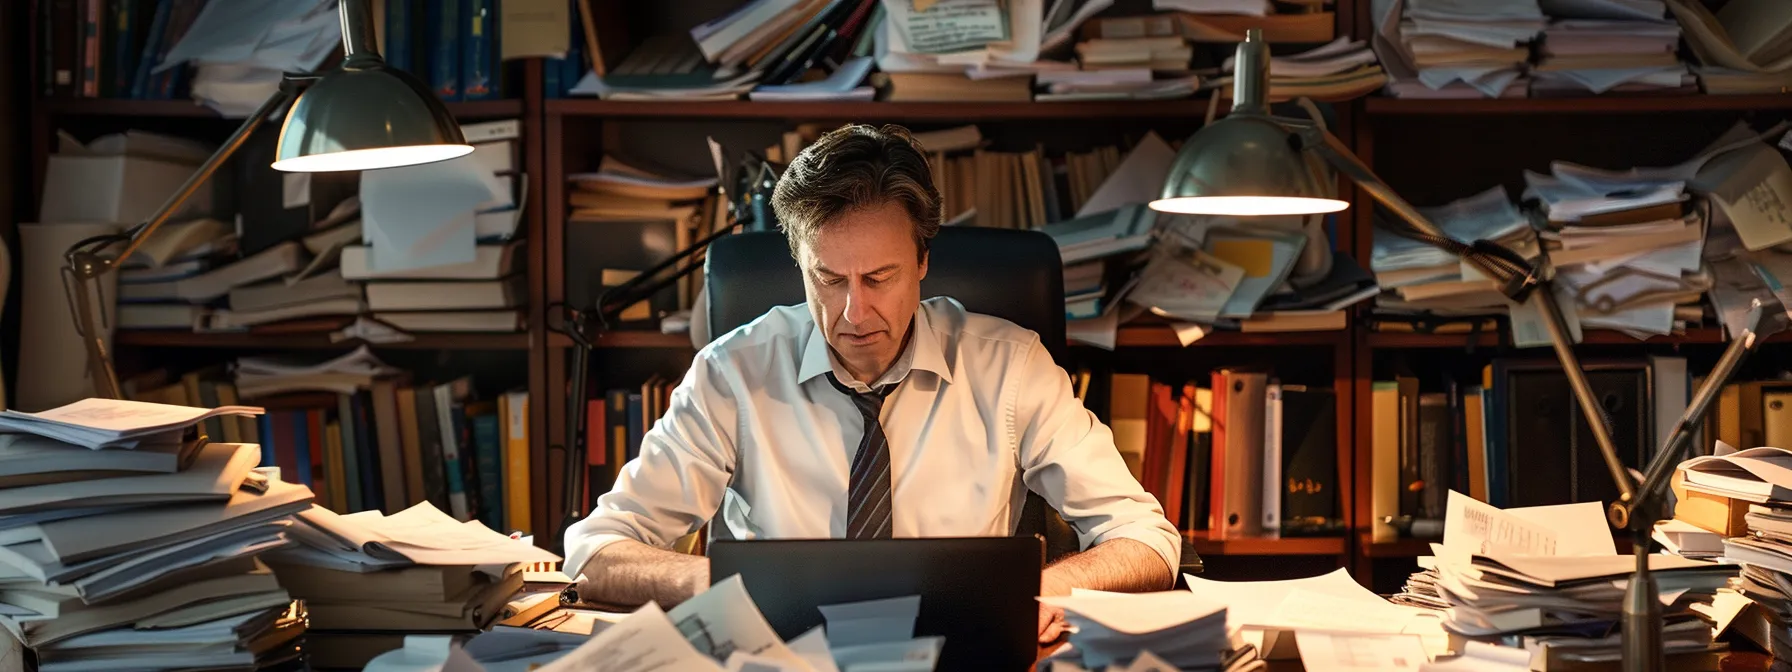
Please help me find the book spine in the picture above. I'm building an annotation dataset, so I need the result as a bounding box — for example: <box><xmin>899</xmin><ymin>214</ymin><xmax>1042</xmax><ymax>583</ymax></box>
<box><xmin>472</xmin><ymin>411</ymin><xmax>504</xmax><ymax>532</ymax></box>
<box><xmin>435</xmin><ymin>385</ymin><xmax>472</xmax><ymax>521</ymax></box>
<box><xmin>294</xmin><ymin>410</ymin><xmax>315</xmax><ymax>488</ymax></box>
<box><xmin>385</xmin><ymin>0</ymin><xmax>412</xmax><ymax>72</ymax></box>
<box><xmin>414</xmin><ymin>385</ymin><xmax>448</xmax><ymax>511</ymax></box>
<box><xmin>461</xmin><ymin>0</ymin><xmax>496</xmax><ymax>100</ymax></box>
<box><xmin>625</xmin><ymin>393</ymin><xmax>644</xmax><ymax>463</ymax></box>
<box><xmin>502</xmin><ymin>391</ymin><xmax>531</xmax><ymax>534</ymax></box>
<box><xmin>110</xmin><ymin>0</ymin><xmax>138</xmax><ymax>97</ymax></box>
<box><xmin>428</xmin><ymin>0</ymin><xmax>461</xmax><ymax>101</ymax></box>
<box><xmin>49</xmin><ymin>0</ymin><xmax>79</xmax><ymax>97</ymax></box>
<box><xmin>338</xmin><ymin>394</ymin><xmax>364</xmax><ymax>513</ymax></box>
<box><xmin>80</xmin><ymin>0</ymin><xmax>100</xmax><ymax>96</ymax></box>
<box><xmin>257</xmin><ymin>414</ymin><xmax>275</xmax><ymax>469</ymax></box>
<box><xmin>130</xmin><ymin>0</ymin><xmax>171</xmax><ymax>99</ymax></box>
<box><xmin>353</xmin><ymin>394</ymin><xmax>381</xmax><ymax>513</ymax></box>
<box><xmin>606</xmin><ymin>390</ymin><xmax>628</xmax><ymax>491</ymax></box>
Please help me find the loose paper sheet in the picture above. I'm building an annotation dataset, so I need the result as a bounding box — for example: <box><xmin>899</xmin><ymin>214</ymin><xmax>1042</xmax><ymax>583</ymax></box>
<box><xmin>888</xmin><ymin>0</ymin><xmax>1010</xmax><ymax>54</ymax></box>
<box><xmin>816</xmin><ymin>595</ymin><xmax>920</xmax><ymax>647</ymax></box>
<box><xmin>1295</xmin><ymin>631</ymin><xmax>1429</xmax><ymax>672</ymax></box>
<box><xmin>537</xmin><ymin>602</ymin><xmax>723</xmax><ymax>672</ymax></box>
<box><xmin>361</xmin><ymin>154</ymin><xmax>495</xmax><ymax>274</ymax></box>
<box><xmin>500</xmin><ymin>0</ymin><xmax>571</xmax><ymax>60</ymax></box>
<box><xmin>668</xmin><ymin>576</ymin><xmax>807</xmax><ymax>667</ymax></box>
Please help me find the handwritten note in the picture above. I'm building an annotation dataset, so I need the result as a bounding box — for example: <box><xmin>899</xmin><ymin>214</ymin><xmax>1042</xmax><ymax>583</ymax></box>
<box><xmin>1130</xmin><ymin>250</ymin><xmax>1245</xmax><ymax>324</ymax></box>
<box><xmin>1699</xmin><ymin>142</ymin><xmax>1792</xmax><ymax>251</ymax></box>
<box><xmin>1442</xmin><ymin>491</ymin><xmax>1560</xmax><ymax>565</ymax></box>
<box><xmin>891</xmin><ymin>0</ymin><xmax>1009</xmax><ymax>54</ymax></box>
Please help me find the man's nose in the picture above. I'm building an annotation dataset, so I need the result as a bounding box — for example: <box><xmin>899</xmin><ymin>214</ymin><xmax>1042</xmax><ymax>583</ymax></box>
<box><xmin>843</xmin><ymin>281</ymin><xmax>872</xmax><ymax>324</ymax></box>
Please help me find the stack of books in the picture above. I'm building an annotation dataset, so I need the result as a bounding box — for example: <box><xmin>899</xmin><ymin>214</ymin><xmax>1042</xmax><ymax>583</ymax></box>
<box><xmin>566</xmin><ymin>156</ymin><xmax>721</xmax><ymax>329</ymax></box>
<box><xmin>263</xmin><ymin>502</ymin><xmax>558</xmax><ymax>669</ymax></box>
<box><xmin>1685</xmin><ymin>446</ymin><xmax>1792</xmax><ymax>660</ymax></box>
<box><xmin>1407</xmin><ymin>493</ymin><xmax>1735</xmax><ymax>669</ymax></box>
<box><xmin>1378</xmin><ymin>0</ymin><xmax>1542</xmax><ymax>98</ymax></box>
<box><xmin>0</xmin><ymin>399</ymin><xmax>310</xmax><ymax>670</ymax></box>
<box><xmin>1037</xmin><ymin>591</ymin><xmax>1250</xmax><ymax>671</ymax></box>
<box><xmin>1212</xmin><ymin>37</ymin><xmax>1387</xmax><ymax>102</ymax></box>
<box><xmin>1669</xmin><ymin>0</ymin><xmax>1792</xmax><ymax>95</ymax></box>
<box><xmin>1533</xmin><ymin>0</ymin><xmax>1691</xmax><ymax>97</ymax></box>
<box><xmin>1051</xmin><ymin>34</ymin><xmax>1202</xmax><ymax>101</ymax></box>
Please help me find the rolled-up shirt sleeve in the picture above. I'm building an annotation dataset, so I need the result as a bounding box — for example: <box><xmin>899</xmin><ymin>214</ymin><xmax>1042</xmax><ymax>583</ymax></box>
<box><xmin>563</xmin><ymin>351</ymin><xmax>739</xmax><ymax>578</ymax></box>
<box><xmin>1012</xmin><ymin>338</ymin><xmax>1180</xmax><ymax>575</ymax></box>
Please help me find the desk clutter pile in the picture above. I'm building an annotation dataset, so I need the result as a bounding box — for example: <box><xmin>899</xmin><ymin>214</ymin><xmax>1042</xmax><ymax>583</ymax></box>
<box><xmin>556</xmin><ymin>0</ymin><xmax>1387</xmax><ymax>104</ymax></box>
<box><xmin>1370</xmin><ymin>119</ymin><xmax>1792</xmax><ymax>344</ymax></box>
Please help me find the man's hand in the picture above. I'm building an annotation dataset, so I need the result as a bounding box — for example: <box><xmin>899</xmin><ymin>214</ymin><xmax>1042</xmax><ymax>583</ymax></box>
<box><xmin>1038</xmin><ymin>602</ymin><xmax>1068</xmax><ymax>644</ymax></box>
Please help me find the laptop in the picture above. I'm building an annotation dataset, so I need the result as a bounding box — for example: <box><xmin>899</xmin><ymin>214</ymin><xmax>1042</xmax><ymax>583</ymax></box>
<box><xmin>708</xmin><ymin>537</ymin><xmax>1043</xmax><ymax>672</ymax></box>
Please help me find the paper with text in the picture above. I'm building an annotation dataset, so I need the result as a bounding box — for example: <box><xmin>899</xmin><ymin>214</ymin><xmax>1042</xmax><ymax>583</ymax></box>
<box><xmin>1417</xmin><ymin>641</ymin><xmax>1530</xmax><ymax>672</ymax></box>
<box><xmin>889</xmin><ymin>0</ymin><xmax>1009</xmax><ymax>54</ymax></box>
<box><xmin>1442</xmin><ymin>491</ymin><xmax>1565</xmax><ymax>564</ymax></box>
<box><xmin>1295</xmin><ymin>631</ymin><xmax>1429</xmax><ymax>672</ymax></box>
<box><xmin>537</xmin><ymin>602</ymin><xmax>723</xmax><ymax>672</ymax></box>
<box><xmin>669</xmin><ymin>576</ymin><xmax>808</xmax><ymax>667</ymax></box>
<box><xmin>1268</xmin><ymin>589</ymin><xmax>1416</xmax><ymax>634</ymax></box>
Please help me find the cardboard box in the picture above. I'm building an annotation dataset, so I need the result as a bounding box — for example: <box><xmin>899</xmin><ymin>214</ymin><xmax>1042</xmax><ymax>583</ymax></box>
<box><xmin>38</xmin><ymin>130</ymin><xmax>214</xmax><ymax>224</ymax></box>
<box><xmin>1672</xmin><ymin>470</ymin><xmax>1750</xmax><ymax>537</ymax></box>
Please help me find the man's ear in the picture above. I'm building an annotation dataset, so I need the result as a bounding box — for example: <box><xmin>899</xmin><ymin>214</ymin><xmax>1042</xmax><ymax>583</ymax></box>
<box><xmin>918</xmin><ymin>249</ymin><xmax>929</xmax><ymax>281</ymax></box>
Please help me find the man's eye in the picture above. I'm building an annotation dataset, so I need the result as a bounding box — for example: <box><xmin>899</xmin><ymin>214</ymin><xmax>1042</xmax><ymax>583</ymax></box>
<box><xmin>822</xmin><ymin>277</ymin><xmax>844</xmax><ymax>286</ymax></box>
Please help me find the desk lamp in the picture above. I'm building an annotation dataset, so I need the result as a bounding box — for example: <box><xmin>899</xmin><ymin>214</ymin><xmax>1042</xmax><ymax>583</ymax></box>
<box><xmin>62</xmin><ymin>0</ymin><xmax>472</xmax><ymax>400</ymax></box>
<box><xmin>1153</xmin><ymin>29</ymin><xmax>1769</xmax><ymax>672</ymax></box>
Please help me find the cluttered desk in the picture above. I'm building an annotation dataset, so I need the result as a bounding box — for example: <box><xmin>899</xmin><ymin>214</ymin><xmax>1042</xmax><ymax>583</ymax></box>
<box><xmin>0</xmin><ymin>396</ymin><xmax>1783</xmax><ymax>672</ymax></box>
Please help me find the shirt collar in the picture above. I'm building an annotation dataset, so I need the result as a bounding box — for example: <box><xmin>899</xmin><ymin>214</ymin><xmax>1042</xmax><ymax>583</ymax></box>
<box><xmin>797</xmin><ymin>302</ymin><xmax>955</xmax><ymax>390</ymax></box>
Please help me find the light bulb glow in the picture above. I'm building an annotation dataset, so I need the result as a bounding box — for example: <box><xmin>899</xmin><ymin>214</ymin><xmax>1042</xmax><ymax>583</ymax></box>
<box><xmin>1149</xmin><ymin>196</ymin><xmax>1349</xmax><ymax>216</ymax></box>
<box><xmin>271</xmin><ymin>144</ymin><xmax>474</xmax><ymax>172</ymax></box>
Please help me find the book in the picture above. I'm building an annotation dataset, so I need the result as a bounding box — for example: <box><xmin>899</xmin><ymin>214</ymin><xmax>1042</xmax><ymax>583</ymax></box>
<box><xmin>117</xmin><ymin>242</ymin><xmax>307</xmax><ymax>304</ymax></box>
<box><xmin>365</xmin><ymin>277</ymin><xmax>526</xmax><ymax>311</ymax></box>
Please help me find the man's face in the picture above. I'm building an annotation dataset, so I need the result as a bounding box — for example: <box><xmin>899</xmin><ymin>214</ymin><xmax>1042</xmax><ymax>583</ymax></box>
<box><xmin>796</xmin><ymin>201</ymin><xmax>928</xmax><ymax>385</ymax></box>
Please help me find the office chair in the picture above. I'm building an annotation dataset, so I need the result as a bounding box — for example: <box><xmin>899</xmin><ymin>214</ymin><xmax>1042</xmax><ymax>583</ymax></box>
<box><xmin>703</xmin><ymin>227</ymin><xmax>1201</xmax><ymax>576</ymax></box>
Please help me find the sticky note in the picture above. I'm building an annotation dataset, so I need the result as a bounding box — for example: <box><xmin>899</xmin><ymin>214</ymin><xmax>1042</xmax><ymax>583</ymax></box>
<box><xmin>1208</xmin><ymin>239</ymin><xmax>1275</xmax><ymax>278</ymax></box>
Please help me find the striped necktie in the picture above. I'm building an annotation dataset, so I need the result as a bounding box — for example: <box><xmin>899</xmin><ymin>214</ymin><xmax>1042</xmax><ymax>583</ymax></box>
<box><xmin>827</xmin><ymin>373</ymin><xmax>895</xmax><ymax>539</ymax></box>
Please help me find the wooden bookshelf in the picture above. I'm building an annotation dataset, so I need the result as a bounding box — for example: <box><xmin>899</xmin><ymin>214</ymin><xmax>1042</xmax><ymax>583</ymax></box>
<box><xmin>1184</xmin><ymin>531</ymin><xmax>1348</xmax><ymax>557</ymax></box>
<box><xmin>546</xmin><ymin>98</ymin><xmax>1217</xmax><ymax>121</ymax></box>
<box><xmin>1365</xmin><ymin>94</ymin><xmax>1792</xmax><ymax>116</ymax></box>
<box><xmin>39</xmin><ymin>97</ymin><xmax>526</xmax><ymax>119</ymax></box>
<box><xmin>114</xmin><ymin>330</ymin><xmax>534</xmax><ymax>350</ymax></box>
<box><xmin>1361</xmin><ymin>538</ymin><xmax>1436</xmax><ymax>558</ymax></box>
<box><xmin>1365</xmin><ymin>327</ymin><xmax>1789</xmax><ymax>349</ymax></box>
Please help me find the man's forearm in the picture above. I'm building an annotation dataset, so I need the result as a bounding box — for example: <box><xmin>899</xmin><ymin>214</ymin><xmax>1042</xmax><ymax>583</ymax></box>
<box><xmin>1040</xmin><ymin>538</ymin><xmax>1174</xmax><ymax>596</ymax></box>
<box><xmin>575</xmin><ymin>539</ymin><xmax>710</xmax><ymax>608</ymax></box>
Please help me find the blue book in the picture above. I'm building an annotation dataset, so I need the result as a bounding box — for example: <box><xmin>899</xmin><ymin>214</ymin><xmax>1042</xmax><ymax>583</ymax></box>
<box><xmin>109</xmin><ymin>0</ymin><xmax>138</xmax><ymax>97</ymax></box>
<box><xmin>625</xmin><ymin>394</ymin><xmax>644</xmax><ymax>463</ymax></box>
<box><xmin>352</xmin><ymin>394</ymin><xmax>381</xmax><ymax>512</ymax></box>
<box><xmin>385</xmin><ymin>0</ymin><xmax>413</xmax><ymax>72</ymax></box>
<box><xmin>293</xmin><ymin>411</ymin><xmax>314</xmax><ymax>488</ymax></box>
<box><xmin>472</xmin><ymin>413</ymin><xmax>505</xmax><ymax>532</ymax></box>
<box><xmin>130</xmin><ymin>0</ymin><xmax>173</xmax><ymax>99</ymax></box>
<box><xmin>461</xmin><ymin>0</ymin><xmax>497</xmax><ymax>100</ymax></box>
<box><xmin>256</xmin><ymin>415</ymin><xmax>275</xmax><ymax>469</ymax></box>
<box><xmin>427</xmin><ymin>0</ymin><xmax>462</xmax><ymax>101</ymax></box>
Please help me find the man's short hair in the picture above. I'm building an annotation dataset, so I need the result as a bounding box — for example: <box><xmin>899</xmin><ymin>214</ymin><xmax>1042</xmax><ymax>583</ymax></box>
<box><xmin>771</xmin><ymin>123</ymin><xmax>942</xmax><ymax>262</ymax></box>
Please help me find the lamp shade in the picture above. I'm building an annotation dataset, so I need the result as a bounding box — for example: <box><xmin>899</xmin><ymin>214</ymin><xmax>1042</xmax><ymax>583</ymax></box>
<box><xmin>271</xmin><ymin>63</ymin><xmax>471</xmax><ymax>173</ymax></box>
<box><xmin>1149</xmin><ymin>29</ymin><xmax>1348</xmax><ymax>217</ymax></box>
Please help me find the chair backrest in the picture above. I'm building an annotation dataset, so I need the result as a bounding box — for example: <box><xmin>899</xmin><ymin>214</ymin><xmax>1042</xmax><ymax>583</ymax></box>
<box><xmin>703</xmin><ymin>227</ymin><xmax>1067</xmax><ymax>364</ymax></box>
<box><xmin>702</xmin><ymin>227</ymin><xmax>1081</xmax><ymax>562</ymax></box>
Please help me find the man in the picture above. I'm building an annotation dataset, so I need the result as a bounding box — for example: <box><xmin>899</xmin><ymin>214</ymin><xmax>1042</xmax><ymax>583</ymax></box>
<box><xmin>565</xmin><ymin>124</ymin><xmax>1178</xmax><ymax>643</ymax></box>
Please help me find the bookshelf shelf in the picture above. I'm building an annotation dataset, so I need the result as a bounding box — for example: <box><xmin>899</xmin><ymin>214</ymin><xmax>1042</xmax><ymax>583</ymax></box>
<box><xmin>1364</xmin><ymin>327</ymin><xmax>1789</xmax><ymax>349</ymax></box>
<box><xmin>40</xmin><ymin>98</ymin><xmax>526</xmax><ymax>119</ymax></box>
<box><xmin>113</xmin><ymin>330</ymin><xmax>533</xmax><ymax>350</ymax></box>
<box><xmin>1184</xmin><ymin>531</ymin><xmax>1347</xmax><ymax>556</ymax></box>
<box><xmin>1109</xmin><ymin>327</ymin><xmax>1347</xmax><ymax>348</ymax></box>
<box><xmin>591</xmin><ymin>330</ymin><xmax>696</xmax><ymax>349</ymax></box>
<box><xmin>1364</xmin><ymin>94</ymin><xmax>1792</xmax><ymax>116</ymax></box>
<box><xmin>1361</xmin><ymin>538</ymin><xmax>1435</xmax><ymax>558</ymax></box>
<box><xmin>545</xmin><ymin>98</ymin><xmax>1216</xmax><ymax>121</ymax></box>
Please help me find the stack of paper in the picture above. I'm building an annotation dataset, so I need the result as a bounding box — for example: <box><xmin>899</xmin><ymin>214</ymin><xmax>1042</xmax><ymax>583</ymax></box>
<box><xmin>1667</xmin><ymin>0</ymin><xmax>1792</xmax><ymax>94</ymax></box>
<box><xmin>1533</xmin><ymin>0</ymin><xmax>1692</xmax><ymax>96</ymax></box>
<box><xmin>0</xmin><ymin>398</ymin><xmax>309</xmax><ymax>671</ymax></box>
<box><xmin>1376</xmin><ymin>0</ymin><xmax>1544</xmax><ymax>98</ymax></box>
<box><xmin>232</xmin><ymin>346</ymin><xmax>399</xmax><ymax>399</ymax></box>
<box><xmin>152</xmin><ymin>0</ymin><xmax>342</xmax><ymax>117</ymax></box>
<box><xmin>1185</xmin><ymin>567</ymin><xmax>1448</xmax><ymax>660</ymax></box>
<box><xmin>1405</xmin><ymin>492</ymin><xmax>1735</xmax><ymax>668</ymax></box>
<box><xmin>1214</xmin><ymin>38</ymin><xmax>1388</xmax><ymax>102</ymax></box>
<box><xmin>1370</xmin><ymin>186</ymin><xmax>1538</xmax><ymax>320</ymax></box>
<box><xmin>1036</xmin><ymin>591</ymin><xmax>1244</xmax><ymax>670</ymax></box>
<box><xmin>262</xmin><ymin>502</ymin><xmax>559</xmax><ymax>669</ymax></box>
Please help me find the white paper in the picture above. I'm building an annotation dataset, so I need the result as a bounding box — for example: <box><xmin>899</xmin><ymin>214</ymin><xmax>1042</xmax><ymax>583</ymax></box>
<box><xmin>1700</xmin><ymin>143</ymin><xmax>1792</xmax><ymax>251</ymax></box>
<box><xmin>816</xmin><ymin>595</ymin><xmax>919</xmax><ymax>647</ymax></box>
<box><xmin>1417</xmin><ymin>641</ymin><xmax>1529</xmax><ymax>672</ymax></box>
<box><xmin>1185</xmin><ymin>568</ymin><xmax>1377</xmax><ymax>631</ymax></box>
<box><xmin>1129</xmin><ymin>251</ymin><xmax>1245</xmax><ymax>324</ymax></box>
<box><xmin>1295</xmin><ymin>631</ymin><xmax>1429</xmax><ymax>672</ymax></box>
<box><xmin>786</xmin><ymin>627</ymin><xmax>840</xmax><ymax>672</ymax></box>
<box><xmin>1077</xmin><ymin>132</ymin><xmax>1176</xmax><ymax>217</ymax></box>
<box><xmin>829</xmin><ymin>637</ymin><xmax>944</xmax><ymax>672</ymax></box>
<box><xmin>669</xmin><ymin>576</ymin><xmax>807</xmax><ymax>667</ymax></box>
<box><xmin>1171</xmin><ymin>322</ymin><xmax>1208</xmax><ymax>346</ymax></box>
<box><xmin>1037</xmin><ymin>592</ymin><xmax>1225</xmax><ymax>636</ymax></box>
<box><xmin>282</xmin><ymin>172</ymin><xmax>311</xmax><ymax>209</ymax></box>
<box><xmin>1441</xmin><ymin>492</ymin><xmax>1615</xmax><ymax>568</ymax></box>
<box><xmin>1067</xmin><ymin>310</ymin><xmax>1120</xmax><ymax>350</ymax></box>
<box><xmin>537</xmin><ymin>602</ymin><xmax>724</xmax><ymax>672</ymax></box>
<box><xmin>361</xmin><ymin>154</ymin><xmax>495</xmax><ymax>274</ymax></box>
<box><xmin>1266</xmin><ymin>589</ymin><xmax>1417</xmax><ymax>634</ymax></box>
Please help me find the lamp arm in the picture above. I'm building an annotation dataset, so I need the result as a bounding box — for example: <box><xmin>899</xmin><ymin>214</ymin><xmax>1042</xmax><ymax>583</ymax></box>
<box><xmin>597</xmin><ymin>220</ymin><xmax>743</xmax><ymax>323</ymax></box>
<box><xmin>1294</xmin><ymin>124</ymin><xmax>1636</xmax><ymax>505</ymax></box>
<box><xmin>61</xmin><ymin>84</ymin><xmax>294</xmax><ymax>400</ymax></box>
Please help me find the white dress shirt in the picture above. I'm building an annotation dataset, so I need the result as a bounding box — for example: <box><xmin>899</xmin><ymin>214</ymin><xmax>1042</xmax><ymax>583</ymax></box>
<box><xmin>564</xmin><ymin>297</ymin><xmax>1180</xmax><ymax>577</ymax></box>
